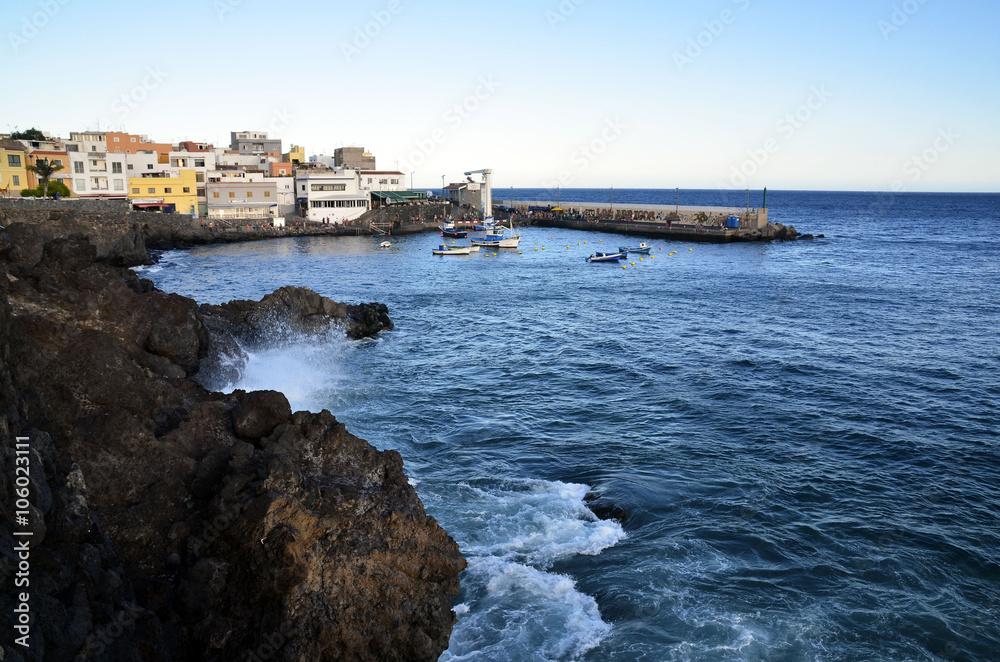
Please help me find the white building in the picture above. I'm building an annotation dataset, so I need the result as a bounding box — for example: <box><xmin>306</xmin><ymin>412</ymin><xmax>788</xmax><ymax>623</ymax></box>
<box><xmin>265</xmin><ymin>176</ymin><xmax>296</xmax><ymax>216</ymax></box>
<box><xmin>294</xmin><ymin>169</ymin><xmax>370</xmax><ymax>224</ymax></box>
<box><xmin>358</xmin><ymin>170</ymin><xmax>407</xmax><ymax>192</ymax></box>
<box><xmin>206</xmin><ymin>170</ymin><xmax>278</xmax><ymax>220</ymax></box>
<box><xmin>216</xmin><ymin>149</ymin><xmax>267</xmax><ymax>169</ymax></box>
<box><xmin>308</xmin><ymin>154</ymin><xmax>338</xmax><ymax>169</ymax></box>
<box><xmin>66</xmin><ymin>133</ymin><xmax>129</xmax><ymax>198</ymax></box>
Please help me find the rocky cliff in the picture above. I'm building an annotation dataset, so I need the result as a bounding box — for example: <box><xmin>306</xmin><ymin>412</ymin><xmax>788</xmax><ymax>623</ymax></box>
<box><xmin>0</xmin><ymin>220</ymin><xmax>464</xmax><ymax>661</ymax></box>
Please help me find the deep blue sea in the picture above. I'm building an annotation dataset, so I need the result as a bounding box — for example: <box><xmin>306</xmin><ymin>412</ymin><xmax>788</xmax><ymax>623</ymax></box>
<box><xmin>140</xmin><ymin>190</ymin><xmax>1000</xmax><ymax>661</ymax></box>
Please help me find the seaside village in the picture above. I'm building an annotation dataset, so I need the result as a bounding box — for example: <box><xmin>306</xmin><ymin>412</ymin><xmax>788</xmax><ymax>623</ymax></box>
<box><xmin>0</xmin><ymin>129</ymin><xmax>446</xmax><ymax>226</ymax></box>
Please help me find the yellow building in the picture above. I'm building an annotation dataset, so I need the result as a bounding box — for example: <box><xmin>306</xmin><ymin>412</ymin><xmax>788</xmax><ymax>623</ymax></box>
<box><xmin>283</xmin><ymin>144</ymin><xmax>305</xmax><ymax>165</ymax></box>
<box><xmin>0</xmin><ymin>139</ymin><xmax>30</xmax><ymax>196</ymax></box>
<box><xmin>128</xmin><ymin>169</ymin><xmax>198</xmax><ymax>214</ymax></box>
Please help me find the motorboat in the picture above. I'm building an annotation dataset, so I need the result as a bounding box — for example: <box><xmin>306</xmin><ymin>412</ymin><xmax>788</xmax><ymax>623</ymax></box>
<box><xmin>440</xmin><ymin>222</ymin><xmax>468</xmax><ymax>238</ymax></box>
<box><xmin>432</xmin><ymin>244</ymin><xmax>472</xmax><ymax>256</ymax></box>
<box><xmin>619</xmin><ymin>242</ymin><xmax>652</xmax><ymax>255</ymax></box>
<box><xmin>586</xmin><ymin>251</ymin><xmax>627</xmax><ymax>263</ymax></box>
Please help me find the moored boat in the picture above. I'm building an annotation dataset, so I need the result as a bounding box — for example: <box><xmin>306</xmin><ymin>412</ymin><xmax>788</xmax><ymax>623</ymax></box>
<box><xmin>619</xmin><ymin>242</ymin><xmax>652</xmax><ymax>255</ymax></box>
<box><xmin>586</xmin><ymin>251</ymin><xmax>627</xmax><ymax>263</ymax></box>
<box><xmin>432</xmin><ymin>244</ymin><xmax>472</xmax><ymax>256</ymax></box>
<box><xmin>440</xmin><ymin>223</ymin><xmax>468</xmax><ymax>238</ymax></box>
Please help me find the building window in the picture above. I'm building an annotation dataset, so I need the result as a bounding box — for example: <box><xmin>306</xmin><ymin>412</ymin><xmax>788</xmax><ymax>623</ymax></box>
<box><xmin>127</xmin><ymin>164</ymin><xmax>133</xmax><ymax>170</ymax></box>
<box><xmin>197</xmin><ymin>188</ymin><xmax>205</xmax><ymax>197</ymax></box>
<box><xmin>114</xmin><ymin>180</ymin><xmax>124</xmax><ymax>191</ymax></box>
<box><xmin>148</xmin><ymin>188</ymin><xmax>156</xmax><ymax>194</ymax></box>
<box><xmin>132</xmin><ymin>188</ymin><xmax>140</xmax><ymax>194</ymax></box>
<box><xmin>91</xmin><ymin>160</ymin><xmax>98</xmax><ymax>167</ymax></box>
<box><xmin>112</xmin><ymin>162</ymin><xmax>122</xmax><ymax>173</ymax></box>
<box><xmin>91</xmin><ymin>146</ymin><xmax>97</xmax><ymax>152</ymax></box>
<box><xmin>196</xmin><ymin>173</ymin><xmax>204</xmax><ymax>182</ymax></box>
<box><xmin>114</xmin><ymin>137</ymin><xmax>120</xmax><ymax>142</ymax></box>
<box><xmin>213</xmin><ymin>192</ymin><xmax>219</xmax><ymax>198</ymax></box>
<box><xmin>301</xmin><ymin>185</ymin><xmax>305</xmax><ymax>191</ymax></box>
<box><xmin>312</xmin><ymin>184</ymin><xmax>346</xmax><ymax>191</ymax></box>
<box><xmin>7</xmin><ymin>154</ymin><xmax>21</xmax><ymax>167</ymax></box>
<box><xmin>229</xmin><ymin>192</ymin><xmax>235</xmax><ymax>198</ymax></box>
<box><xmin>183</xmin><ymin>187</ymin><xmax>190</xmax><ymax>193</ymax></box>
<box><xmin>164</xmin><ymin>188</ymin><xmax>172</xmax><ymax>193</ymax></box>
<box><xmin>264</xmin><ymin>191</ymin><xmax>271</xmax><ymax>198</ymax></box>
<box><xmin>247</xmin><ymin>191</ymin><xmax>253</xmax><ymax>198</ymax></box>
<box><xmin>53</xmin><ymin>159</ymin><xmax>63</xmax><ymax>167</ymax></box>
<box><xmin>12</xmin><ymin>175</ymin><xmax>20</xmax><ymax>186</ymax></box>
<box><xmin>195</xmin><ymin>159</ymin><xmax>205</xmax><ymax>167</ymax></box>
<box><xmin>76</xmin><ymin>178</ymin><xmax>85</xmax><ymax>190</ymax></box>
<box><xmin>147</xmin><ymin>164</ymin><xmax>153</xmax><ymax>170</ymax></box>
<box><xmin>130</xmin><ymin>137</ymin><xmax>136</xmax><ymax>142</ymax></box>
<box><xmin>74</xmin><ymin>161</ymin><xmax>84</xmax><ymax>173</ymax></box>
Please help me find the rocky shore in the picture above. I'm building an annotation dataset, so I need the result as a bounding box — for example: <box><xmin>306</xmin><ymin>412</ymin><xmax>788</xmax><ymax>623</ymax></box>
<box><xmin>0</xmin><ymin>209</ymin><xmax>465</xmax><ymax>660</ymax></box>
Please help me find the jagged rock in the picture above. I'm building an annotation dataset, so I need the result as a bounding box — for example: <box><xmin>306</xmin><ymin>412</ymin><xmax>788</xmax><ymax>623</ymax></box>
<box><xmin>0</xmin><ymin>222</ymin><xmax>462</xmax><ymax>661</ymax></box>
<box><xmin>201</xmin><ymin>286</ymin><xmax>393</xmax><ymax>347</ymax></box>
<box><xmin>232</xmin><ymin>390</ymin><xmax>292</xmax><ymax>442</ymax></box>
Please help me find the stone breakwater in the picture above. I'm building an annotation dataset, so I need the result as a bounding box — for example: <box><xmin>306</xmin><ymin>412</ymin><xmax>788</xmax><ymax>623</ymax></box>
<box><xmin>0</xmin><ymin>212</ymin><xmax>465</xmax><ymax>660</ymax></box>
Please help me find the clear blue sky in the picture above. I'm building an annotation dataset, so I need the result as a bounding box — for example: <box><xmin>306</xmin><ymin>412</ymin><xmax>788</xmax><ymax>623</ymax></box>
<box><xmin>2</xmin><ymin>0</ymin><xmax>997</xmax><ymax>191</ymax></box>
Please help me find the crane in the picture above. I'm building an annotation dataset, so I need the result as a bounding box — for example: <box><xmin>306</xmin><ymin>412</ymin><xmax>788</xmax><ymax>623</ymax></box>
<box><xmin>464</xmin><ymin>168</ymin><xmax>493</xmax><ymax>223</ymax></box>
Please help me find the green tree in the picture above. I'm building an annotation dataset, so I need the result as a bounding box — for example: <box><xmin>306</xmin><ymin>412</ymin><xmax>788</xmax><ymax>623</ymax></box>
<box><xmin>9</xmin><ymin>128</ymin><xmax>46</xmax><ymax>141</ymax></box>
<box><xmin>20</xmin><ymin>180</ymin><xmax>71</xmax><ymax>198</ymax></box>
<box><xmin>26</xmin><ymin>158</ymin><xmax>64</xmax><ymax>198</ymax></box>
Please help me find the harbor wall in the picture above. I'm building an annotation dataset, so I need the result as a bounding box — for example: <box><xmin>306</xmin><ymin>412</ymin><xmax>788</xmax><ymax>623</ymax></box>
<box><xmin>511</xmin><ymin>200</ymin><xmax>769</xmax><ymax>230</ymax></box>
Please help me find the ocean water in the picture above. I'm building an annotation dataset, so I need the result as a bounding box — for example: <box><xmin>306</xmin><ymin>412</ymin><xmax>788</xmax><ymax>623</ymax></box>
<box><xmin>140</xmin><ymin>190</ymin><xmax>1000</xmax><ymax>661</ymax></box>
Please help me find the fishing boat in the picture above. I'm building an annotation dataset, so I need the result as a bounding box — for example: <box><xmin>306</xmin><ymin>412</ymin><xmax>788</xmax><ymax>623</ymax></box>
<box><xmin>619</xmin><ymin>242</ymin><xmax>652</xmax><ymax>255</ymax></box>
<box><xmin>465</xmin><ymin>168</ymin><xmax>521</xmax><ymax>249</ymax></box>
<box><xmin>432</xmin><ymin>244</ymin><xmax>472</xmax><ymax>256</ymax></box>
<box><xmin>586</xmin><ymin>251</ymin><xmax>627</xmax><ymax>263</ymax></box>
<box><xmin>440</xmin><ymin>222</ymin><xmax>468</xmax><ymax>238</ymax></box>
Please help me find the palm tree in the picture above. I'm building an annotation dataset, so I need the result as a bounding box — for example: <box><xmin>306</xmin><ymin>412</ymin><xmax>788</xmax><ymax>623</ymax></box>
<box><xmin>26</xmin><ymin>158</ymin><xmax>64</xmax><ymax>198</ymax></box>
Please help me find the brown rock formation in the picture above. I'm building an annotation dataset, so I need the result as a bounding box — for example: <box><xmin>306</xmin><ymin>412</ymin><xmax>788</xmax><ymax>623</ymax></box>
<box><xmin>0</xmin><ymin>222</ymin><xmax>464</xmax><ymax>661</ymax></box>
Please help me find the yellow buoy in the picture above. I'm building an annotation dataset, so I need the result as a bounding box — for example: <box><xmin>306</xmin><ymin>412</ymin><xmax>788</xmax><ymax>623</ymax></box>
<box><xmin>622</xmin><ymin>265</ymin><xmax>627</xmax><ymax>270</ymax></box>
<box><xmin>631</xmin><ymin>262</ymin><xmax>635</xmax><ymax>266</ymax></box>
<box><xmin>534</xmin><ymin>248</ymin><xmax>538</xmax><ymax>251</ymax></box>
<box><xmin>689</xmin><ymin>248</ymin><xmax>693</xmax><ymax>251</ymax></box>
<box><xmin>639</xmin><ymin>258</ymin><xmax>643</xmax><ymax>262</ymax></box>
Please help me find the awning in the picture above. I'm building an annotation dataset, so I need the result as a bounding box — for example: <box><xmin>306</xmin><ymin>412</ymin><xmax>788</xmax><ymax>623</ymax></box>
<box><xmin>371</xmin><ymin>191</ymin><xmax>428</xmax><ymax>204</ymax></box>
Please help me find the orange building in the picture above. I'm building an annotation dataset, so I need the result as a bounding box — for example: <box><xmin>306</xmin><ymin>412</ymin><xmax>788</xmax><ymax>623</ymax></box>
<box><xmin>26</xmin><ymin>149</ymin><xmax>73</xmax><ymax>193</ymax></box>
<box><xmin>269</xmin><ymin>162</ymin><xmax>293</xmax><ymax>177</ymax></box>
<box><xmin>105</xmin><ymin>132</ymin><xmax>173</xmax><ymax>157</ymax></box>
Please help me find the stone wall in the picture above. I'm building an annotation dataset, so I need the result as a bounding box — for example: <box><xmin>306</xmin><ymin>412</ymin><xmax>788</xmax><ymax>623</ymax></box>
<box><xmin>0</xmin><ymin>198</ymin><xmax>147</xmax><ymax>266</ymax></box>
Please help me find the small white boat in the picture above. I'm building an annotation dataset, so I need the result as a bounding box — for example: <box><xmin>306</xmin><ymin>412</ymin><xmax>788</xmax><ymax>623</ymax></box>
<box><xmin>432</xmin><ymin>244</ymin><xmax>472</xmax><ymax>256</ymax></box>
<box><xmin>379</xmin><ymin>241</ymin><xmax>392</xmax><ymax>248</ymax></box>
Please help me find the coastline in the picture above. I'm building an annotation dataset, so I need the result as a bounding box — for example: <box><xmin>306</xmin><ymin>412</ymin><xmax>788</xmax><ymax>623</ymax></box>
<box><xmin>0</xmin><ymin>202</ymin><xmax>465</xmax><ymax>660</ymax></box>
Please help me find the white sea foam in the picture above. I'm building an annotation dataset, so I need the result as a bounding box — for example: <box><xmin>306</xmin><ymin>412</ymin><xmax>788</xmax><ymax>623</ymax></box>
<box><xmin>442</xmin><ymin>558</ymin><xmax>611</xmax><ymax>661</ymax></box>
<box><xmin>217</xmin><ymin>331</ymin><xmax>353</xmax><ymax>412</ymax></box>
<box><xmin>439</xmin><ymin>478</ymin><xmax>625</xmax><ymax>661</ymax></box>
<box><xmin>457</xmin><ymin>479</ymin><xmax>626</xmax><ymax>568</ymax></box>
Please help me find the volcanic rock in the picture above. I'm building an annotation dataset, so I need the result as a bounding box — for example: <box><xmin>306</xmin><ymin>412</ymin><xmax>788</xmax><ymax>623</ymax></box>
<box><xmin>0</xmin><ymin>221</ymin><xmax>463</xmax><ymax>662</ymax></box>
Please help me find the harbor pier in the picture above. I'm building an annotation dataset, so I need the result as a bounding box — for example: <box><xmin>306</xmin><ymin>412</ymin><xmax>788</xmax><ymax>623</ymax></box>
<box><xmin>506</xmin><ymin>200</ymin><xmax>786</xmax><ymax>243</ymax></box>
